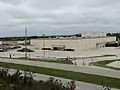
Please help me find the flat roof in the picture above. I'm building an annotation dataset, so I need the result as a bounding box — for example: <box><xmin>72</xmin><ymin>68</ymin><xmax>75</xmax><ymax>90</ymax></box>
<box><xmin>31</xmin><ymin>36</ymin><xmax>116</xmax><ymax>40</ymax></box>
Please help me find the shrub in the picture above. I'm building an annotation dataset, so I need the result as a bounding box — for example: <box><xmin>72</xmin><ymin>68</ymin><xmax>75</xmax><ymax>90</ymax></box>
<box><xmin>0</xmin><ymin>69</ymin><xmax>70</xmax><ymax>90</ymax></box>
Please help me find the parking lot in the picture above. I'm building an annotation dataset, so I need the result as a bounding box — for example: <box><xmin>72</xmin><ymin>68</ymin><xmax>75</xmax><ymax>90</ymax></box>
<box><xmin>0</xmin><ymin>44</ymin><xmax>21</xmax><ymax>52</ymax></box>
<box><xmin>0</xmin><ymin>46</ymin><xmax>120</xmax><ymax>60</ymax></box>
<box><xmin>0</xmin><ymin>46</ymin><xmax>120</xmax><ymax>90</ymax></box>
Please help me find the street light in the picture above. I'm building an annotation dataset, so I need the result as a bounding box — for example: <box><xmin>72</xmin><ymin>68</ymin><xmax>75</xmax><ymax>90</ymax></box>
<box><xmin>43</xmin><ymin>34</ymin><xmax>45</xmax><ymax>57</ymax></box>
<box><xmin>25</xmin><ymin>26</ymin><xmax>27</xmax><ymax>59</ymax></box>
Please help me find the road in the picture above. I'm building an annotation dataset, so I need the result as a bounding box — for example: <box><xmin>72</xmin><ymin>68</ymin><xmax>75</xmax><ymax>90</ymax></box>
<box><xmin>0</xmin><ymin>58</ymin><xmax>120</xmax><ymax>79</ymax></box>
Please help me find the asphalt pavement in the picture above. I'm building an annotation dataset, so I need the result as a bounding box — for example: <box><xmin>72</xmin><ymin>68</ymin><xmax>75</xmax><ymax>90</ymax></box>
<box><xmin>0</xmin><ymin>58</ymin><xmax>120</xmax><ymax>79</ymax></box>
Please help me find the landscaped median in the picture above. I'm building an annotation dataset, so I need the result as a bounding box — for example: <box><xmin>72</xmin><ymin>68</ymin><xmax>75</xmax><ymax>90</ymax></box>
<box><xmin>0</xmin><ymin>62</ymin><xmax>120</xmax><ymax>89</ymax></box>
<box><xmin>90</xmin><ymin>60</ymin><xmax>120</xmax><ymax>70</ymax></box>
<box><xmin>0</xmin><ymin>57</ymin><xmax>73</xmax><ymax>64</ymax></box>
<box><xmin>22</xmin><ymin>58</ymin><xmax>74</xmax><ymax>64</ymax></box>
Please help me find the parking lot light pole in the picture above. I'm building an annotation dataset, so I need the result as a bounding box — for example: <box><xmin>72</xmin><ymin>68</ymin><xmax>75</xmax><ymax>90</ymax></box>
<box><xmin>25</xmin><ymin>27</ymin><xmax>27</xmax><ymax>59</ymax></box>
<box><xmin>43</xmin><ymin>34</ymin><xmax>45</xmax><ymax>57</ymax></box>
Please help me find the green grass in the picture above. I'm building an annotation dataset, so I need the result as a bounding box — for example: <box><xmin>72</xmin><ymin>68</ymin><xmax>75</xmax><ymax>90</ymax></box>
<box><xmin>91</xmin><ymin>60</ymin><xmax>120</xmax><ymax>70</ymax></box>
<box><xmin>0</xmin><ymin>54</ymin><xmax>116</xmax><ymax>65</ymax></box>
<box><xmin>0</xmin><ymin>62</ymin><xmax>120</xmax><ymax>89</ymax></box>
<box><xmin>85</xmin><ymin>55</ymin><xmax>116</xmax><ymax>59</ymax></box>
<box><xmin>0</xmin><ymin>57</ymin><xmax>73</xmax><ymax>64</ymax></box>
<box><xmin>24</xmin><ymin>58</ymin><xmax>73</xmax><ymax>64</ymax></box>
<box><xmin>75</xmin><ymin>55</ymin><xmax>116</xmax><ymax>59</ymax></box>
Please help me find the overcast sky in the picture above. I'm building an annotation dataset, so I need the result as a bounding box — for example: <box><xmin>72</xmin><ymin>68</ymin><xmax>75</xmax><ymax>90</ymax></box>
<box><xmin>0</xmin><ymin>0</ymin><xmax>120</xmax><ymax>36</ymax></box>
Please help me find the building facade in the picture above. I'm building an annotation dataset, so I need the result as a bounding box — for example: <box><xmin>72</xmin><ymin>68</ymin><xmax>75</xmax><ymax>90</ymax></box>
<box><xmin>0</xmin><ymin>41</ymin><xmax>17</xmax><ymax>45</ymax></box>
<box><xmin>31</xmin><ymin>36</ymin><xmax>116</xmax><ymax>51</ymax></box>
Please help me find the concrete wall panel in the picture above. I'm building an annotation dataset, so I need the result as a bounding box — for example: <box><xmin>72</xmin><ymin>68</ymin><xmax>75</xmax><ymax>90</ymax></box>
<box><xmin>31</xmin><ymin>37</ymin><xmax>116</xmax><ymax>51</ymax></box>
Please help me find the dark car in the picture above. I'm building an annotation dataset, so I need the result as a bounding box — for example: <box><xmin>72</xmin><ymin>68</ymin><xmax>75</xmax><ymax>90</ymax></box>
<box><xmin>17</xmin><ymin>48</ymin><xmax>34</xmax><ymax>52</ymax></box>
<box><xmin>42</xmin><ymin>48</ymin><xmax>52</xmax><ymax>50</ymax></box>
<box><xmin>64</xmin><ymin>49</ymin><xmax>74</xmax><ymax>51</ymax></box>
<box><xmin>0</xmin><ymin>49</ymin><xmax>5</xmax><ymax>52</ymax></box>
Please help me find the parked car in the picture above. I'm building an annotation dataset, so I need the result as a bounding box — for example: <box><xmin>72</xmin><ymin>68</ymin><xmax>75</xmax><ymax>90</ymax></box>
<box><xmin>42</xmin><ymin>48</ymin><xmax>52</xmax><ymax>50</ymax></box>
<box><xmin>0</xmin><ymin>49</ymin><xmax>5</xmax><ymax>52</ymax></box>
<box><xmin>0</xmin><ymin>44</ymin><xmax>21</xmax><ymax>51</ymax></box>
<box><xmin>17</xmin><ymin>48</ymin><xmax>34</xmax><ymax>52</ymax></box>
<box><xmin>64</xmin><ymin>49</ymin><xmax>74</xmax><ymax>51</ymax></box>
<box><xmin>9</xmin><ymin>45</ymin><xmax>21</xmax><ymax>49</ymax></box>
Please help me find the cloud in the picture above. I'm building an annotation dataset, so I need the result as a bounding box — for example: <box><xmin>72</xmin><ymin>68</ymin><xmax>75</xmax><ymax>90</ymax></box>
<box><xmin>0</xmin><ymin>0</ymin><xmax>120</xmax><ymax>36</ymax></box>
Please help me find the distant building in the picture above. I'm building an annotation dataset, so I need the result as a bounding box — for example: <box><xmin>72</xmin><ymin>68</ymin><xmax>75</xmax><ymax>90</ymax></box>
<box><xmin>0</xmin><ymin>41</ymin><xmax>17</xmax><ymax>45</ymax></box>
<box><xmin>31</xmin><ymin>32</ymin><xmax>116</xmax><ymax>51</ymax></box>
<box><xmin>82</xmin><ymin>32</ymin><xmax>106</xmax><ymax>38</ymax></box>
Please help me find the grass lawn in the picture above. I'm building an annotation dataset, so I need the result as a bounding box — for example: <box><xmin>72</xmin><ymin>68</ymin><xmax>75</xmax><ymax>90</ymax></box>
<box><xmin>0</xmin><ymin>62</ymin><xmax>120</xmax><ymax>89</ymax></box>
<box><xmin>0</xmin><ymin>54</ymin><xmax>116</xmax><ymax>65</ymax></box>
<box><xmin>24</xmin><ymin>58</ymin><xmax>73</xmax><ymax>64</ymax></box>
<box><xmin>91</xmin><ymin>60</ymin><xmax>120</xmax><ymax>70</ymax></box>
<box><xmin>0</xmin><ymin>57</ymin><xmax>73</xmax><ymax>64</ymax></box>
<box><xmin>85</xmin><ymin>55</ymin><xmax>116</xmax><ymax>59</ymax></box>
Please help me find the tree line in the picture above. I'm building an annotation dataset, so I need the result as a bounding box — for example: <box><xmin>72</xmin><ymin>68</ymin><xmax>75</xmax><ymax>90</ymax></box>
<box><xmin>107</xmin><ymin>33</ymin><xmax>120</xmax><ymax>39</ymax></box>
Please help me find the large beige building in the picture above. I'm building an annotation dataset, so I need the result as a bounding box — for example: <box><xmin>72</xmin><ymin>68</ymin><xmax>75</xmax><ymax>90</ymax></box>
<box><xmin>31</xmin><ymin>36</ymin><xmax>116</xmax><ymax>51</ymax></box>
<box><xmin>0</xmin><ymin>41</ymin><xmax>17</xmax><ymax>45</ymax></box>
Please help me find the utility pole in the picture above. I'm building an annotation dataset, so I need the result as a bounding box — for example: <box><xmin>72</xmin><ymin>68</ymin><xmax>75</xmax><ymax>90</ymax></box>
<box><xmin>43</xmin><ymin>34</ymin><xmax>45</xmax><ymax>57</ymax></box>
<box><xmin>25</xmin><ymin>27</ymin><xmax>27</xmax><ymax>59</ymax></box>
